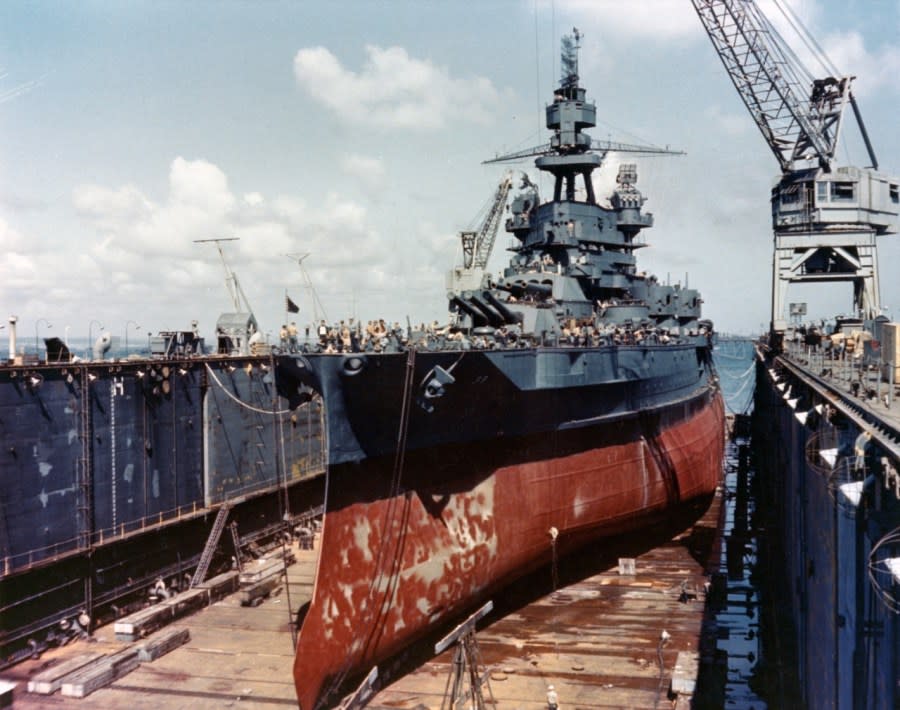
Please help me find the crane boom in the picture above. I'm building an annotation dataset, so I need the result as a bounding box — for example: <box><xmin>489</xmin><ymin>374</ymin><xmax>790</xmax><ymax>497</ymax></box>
<box><xmin>464</xmin><ymin>173</ymin><xmax>513</xmax><ymax>270</ymax></box>
<box><xmin>473</xmin><ymin>174</ymin><xmax>513</xmax><ymax>268</ymax></box>
<box><xmin>690</xmin><ymin>0</ymin><xmax>848</xmax><ymax>173</ymax></box>
<box><xmin>449</xmin><ymin>173</ymin><xmax>515</xmax><ymax>298</ymax></box>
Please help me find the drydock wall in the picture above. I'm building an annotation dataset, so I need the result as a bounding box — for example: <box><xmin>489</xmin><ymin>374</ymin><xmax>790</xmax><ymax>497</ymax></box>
<box><xmin>0</xmin><ymin>360</ymin><xmax>324</xmax><ymax>572</ymax></box>
<box><xmin>755</xmin><ymin>351</ymin><xmax>900</xmax><ymax>709</ymax></box>
<box><xmin>0</xmin><ymin>357</ymin><xmax>325</xmax><ymax>661</ymax></box>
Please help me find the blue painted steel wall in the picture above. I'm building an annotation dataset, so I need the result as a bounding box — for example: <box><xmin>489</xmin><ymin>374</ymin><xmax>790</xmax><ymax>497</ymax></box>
<box><xmin>757</xmin><ymin>360</ymin><xmax>900</xmax><ymax>709</ymax></box>
<box><xmin>204</xmin><ymin>363</ymin><xmax>324</xmax><ymax>505</ymax></box>
<box><xmin>90</xmin><ymin>368</ymin><xmax>204</xmax><ymax>540</ymax></box>
<box><xmin>0</xmin><ymin>360</ymin><xmax>325</xmax><ymax>576</ymax></box>
<box><xmin>0</xmin><ymin>371</ymin><xmax>83</xmax><ymax>568</ymax></box>
<box><xmin>836</xmin><ymin>492</ymin><xmax>859</xmax><ymax>710</ymax></box>
<box><xmin>804</xmin><ymin>438</ymin><xmax>838</xmax><ymax>710</ymax></box>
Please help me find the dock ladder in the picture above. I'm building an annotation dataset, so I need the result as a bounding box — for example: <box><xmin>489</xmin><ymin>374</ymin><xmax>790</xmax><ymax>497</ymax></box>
<box><xmin>190</xmin><ymin>504</ymin><xmax>232</xmax><ymax>588</ymax></box>
<box><xmin>229</xmin><ymin>521</ymin><xmax>243</xmax><ymax>572</ymax></box>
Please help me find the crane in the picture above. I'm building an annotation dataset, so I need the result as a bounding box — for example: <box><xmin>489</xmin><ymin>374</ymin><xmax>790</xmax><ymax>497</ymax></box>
<box><xmin>194</xmin><ymin>237</ymin><xmax>255</xmax><ymax>316</ymax></box>
<box><xmin>461</xmin><ymin>172</ymin><xmax>514</xmax><ymax>271</ymax></box>
<box><xmin>691</xmin><ymin>0</ymin><xmax>898</xmax><ymax>335</ymax></box>
<box><xmin>285</xmin><ymin>253</ymin><xmax>328</xmax><ymax>324</ymax></box>
<box><xmin>447</xmin><ymin>172</ymin><xmax>515</xmax><ymax>296</ymax></box>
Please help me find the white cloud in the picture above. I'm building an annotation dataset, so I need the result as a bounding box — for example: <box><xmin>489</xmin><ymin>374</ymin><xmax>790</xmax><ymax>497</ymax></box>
<box><xmin>0</xmin><ymin>221</ymin><xmax>39</xmax><ymax>289</ymax></box>
<box><xmin>65</xmin><ymin>157</ymin><xmax>418</xmax><ymax>330</ymax></box>
<box><xmin>73</xmin><ymin>160</ymin><xmax>380</xmax><ymax>271</ymax></box>
<box><xmin>340</xmin><ymin>153</ymin><xmax>386</xmax><ymax>189</ymax></box>
<box><xmin>72</xmin><ymin>184</ymin><xmax>155</xmax><ymax>228</ymax></box>
<box><xmin>553</xmin><ymin>0</ymin><xmax>699</xmax><ymax>40</ymax></box>
<box><xmin>168</xmin><ymin>157</ymin><xmax>234</xmax><ymax>215</ymax></box>
<box><xmin>74</xmin><ymin>158</ymin><xmax>240</xmax><ymax>259</ymax></box>
<box><xmin>0</xmin><ymin>215</ymin><xmax>27</xmax><ymax>251</ymax></box>
<box><xmin>293</xmin><ymin>45</ymin><xmax>506</xmax><ymax>130</ymax></box>
<box><xmin>820</xmin><ymin>31</ymin><xmax>900</xmax><ymax>97</ymax></box>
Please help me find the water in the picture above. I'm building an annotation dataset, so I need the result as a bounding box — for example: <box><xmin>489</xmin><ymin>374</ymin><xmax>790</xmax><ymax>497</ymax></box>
<box><xmin>710</xmin><ymin>339</ymin><xmax>798</xmax><ymax>709</ymax></box>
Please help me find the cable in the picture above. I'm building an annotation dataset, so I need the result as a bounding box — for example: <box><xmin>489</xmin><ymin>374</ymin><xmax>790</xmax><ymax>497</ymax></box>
<box><xmin>772</xmin><ymin>0</ymin><xmax>841</xmax><ymax>77</ymax></box>
<box><xmin>205</xmin><ymin>363</ymin><xmax>290</xmax><ymax>415</ymax></box>
<box><xmin>316</xmin><ymin>348</ymin><xmax>419</xmax><ymax>705</ymax></box>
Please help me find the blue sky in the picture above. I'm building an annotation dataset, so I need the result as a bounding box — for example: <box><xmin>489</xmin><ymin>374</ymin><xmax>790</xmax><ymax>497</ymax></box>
<box><xmin>1</xmin><ymin>0</ymin><xmax>898</xmax><ymax>349</ymax></box>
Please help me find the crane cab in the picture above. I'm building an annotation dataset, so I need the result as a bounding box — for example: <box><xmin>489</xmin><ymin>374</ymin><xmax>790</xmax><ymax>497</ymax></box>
<box><xmin>773</xmin><ymin>167</ymin><xmax>900</xmax><ymax>235</ymax></box>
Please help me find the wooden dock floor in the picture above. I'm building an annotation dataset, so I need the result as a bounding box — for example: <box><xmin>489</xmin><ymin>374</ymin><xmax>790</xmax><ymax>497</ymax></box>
<box><xmin>5</xmin><ymin>543</ymin><xmax>316</xmax><ymax>709</ymax></box>
<box><xmin>368</xmin><ymin>489</ymin><xmax>724</xmax><ymax>710</ymax></box>
<box><xmin>4</xmin><ymin>487</ymin><xmax>724</xmax><ymax>709</ymax></box>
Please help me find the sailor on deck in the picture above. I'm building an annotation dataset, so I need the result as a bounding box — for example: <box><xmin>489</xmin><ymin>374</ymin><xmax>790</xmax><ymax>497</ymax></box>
<box><xmin>547</xmin><ymin>684</ymin><xmax>559</xmax><ymax>710</ymax></box>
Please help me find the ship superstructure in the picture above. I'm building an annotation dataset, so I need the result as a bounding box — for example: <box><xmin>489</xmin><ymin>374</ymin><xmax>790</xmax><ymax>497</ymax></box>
<box><xmin>449</xmin><ymin>29</ymin><xmax>705</xmax><ymax>342</ymax></box>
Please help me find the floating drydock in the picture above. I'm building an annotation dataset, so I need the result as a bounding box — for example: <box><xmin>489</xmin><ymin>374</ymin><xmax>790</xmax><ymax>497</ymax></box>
<box><xmin>755</xmin><ymin>338</ymin><xmax>900</xmax><ymax>708</ymax></box>
<box><xmin>278</xmin><ymin>29</ymin><xmax>725</xmax><ymax>709</ymax></box>
<box><xmin>0</xmin><ymin>322</ymin><xmax>326</xmax><ymax>666</ymax></box>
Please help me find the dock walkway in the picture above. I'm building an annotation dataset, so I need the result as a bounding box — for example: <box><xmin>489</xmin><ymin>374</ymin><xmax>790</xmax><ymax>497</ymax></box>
<box><xmin>781</xmin><ymin>341</ymin><xmax>900</xmax><ymax>431</ymax></box>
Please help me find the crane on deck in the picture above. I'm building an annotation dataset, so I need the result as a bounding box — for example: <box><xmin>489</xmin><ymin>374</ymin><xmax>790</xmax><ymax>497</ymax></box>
<box><xmin>691</xmin><ymin>0</ymin><xmax>899</xmax><ymax>338</ymax></box>
<box><xmin>461</xmin><ymin>172</ymin><xmax>514</xmax><ymax>271</ymax></box>
<box><xmin>447</xmin><ymin>172</ymin><xmax>515</xmax><ymax>296</ymax></box>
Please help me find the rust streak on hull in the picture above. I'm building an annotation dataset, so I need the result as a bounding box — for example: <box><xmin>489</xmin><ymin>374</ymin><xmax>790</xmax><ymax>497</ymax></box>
<box><xmin>293</xmin><ymin>392</ymin><xmax>724</xmax><ymax>709</ymax></box>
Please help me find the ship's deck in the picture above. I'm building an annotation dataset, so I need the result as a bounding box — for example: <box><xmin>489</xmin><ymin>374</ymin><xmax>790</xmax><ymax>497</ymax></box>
<box><xmin>3</xmin><ymin>486</ymin><xmax>726</xmax><ymax>709</ymax></box>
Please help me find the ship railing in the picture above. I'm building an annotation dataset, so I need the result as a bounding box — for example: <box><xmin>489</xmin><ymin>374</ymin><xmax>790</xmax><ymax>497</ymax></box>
<box><xmin>294</xmin><ymin>325</ymin><xmax>703</xmax><ymax>357</ymax></box>
<box><xmin>1</xmin><ymin>464</ymin><xmax>328</xmax><ymax>576</ymax></box>
<box><xmin>782</xmin><ymin>337</ymin><xmax>890</xmax><ymax>404</ymax></box>
<box><xmin>2</xmin><ymin>502</ymin><xmax>242</xmax><ymax>575</ymax></box>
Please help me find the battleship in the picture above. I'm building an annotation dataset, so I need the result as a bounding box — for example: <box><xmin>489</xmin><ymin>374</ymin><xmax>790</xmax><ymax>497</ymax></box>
<box><xmin>276</xmin><ymin>31</ymin><xmax>725</xmax><ymax>709</ymax></box>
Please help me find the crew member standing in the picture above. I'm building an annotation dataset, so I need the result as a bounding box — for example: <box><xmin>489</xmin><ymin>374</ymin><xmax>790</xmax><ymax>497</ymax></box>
<box><xmin>547</xmin><ymin>684</ymin><xmax>559</xmax><ymax>710</ymax></box>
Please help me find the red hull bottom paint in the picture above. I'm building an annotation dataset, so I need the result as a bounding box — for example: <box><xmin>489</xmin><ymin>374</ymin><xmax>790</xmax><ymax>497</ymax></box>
<box><xmin>293</xmin><ymin>392</ymin><xmax>725</xmax><ymax>708</ymax></box>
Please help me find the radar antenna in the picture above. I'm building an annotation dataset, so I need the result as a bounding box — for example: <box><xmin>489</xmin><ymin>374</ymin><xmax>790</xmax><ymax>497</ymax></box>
<box><xmin>483</xmin><ymin>139</ymin><xmax>684</xmax><ymax>166</ymax></box>
<box><xmin>559</xmin><ymin>27</ymin><xmax>581</xmax><ymax>90</ymax></box>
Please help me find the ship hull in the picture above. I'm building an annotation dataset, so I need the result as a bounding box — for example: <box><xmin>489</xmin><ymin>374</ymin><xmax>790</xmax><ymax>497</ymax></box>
<box><xmin>292</xmin><ymin>381</ymin><xmax>724</xmax><ymax>708</ymax></box>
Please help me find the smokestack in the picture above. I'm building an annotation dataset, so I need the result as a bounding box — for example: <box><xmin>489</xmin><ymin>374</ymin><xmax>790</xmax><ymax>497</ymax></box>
<box><xmin>8</xmin><ymin>315</ymin><xmax>17</xmax><ymax>363</ymax></box>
